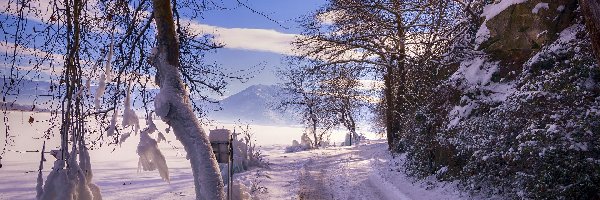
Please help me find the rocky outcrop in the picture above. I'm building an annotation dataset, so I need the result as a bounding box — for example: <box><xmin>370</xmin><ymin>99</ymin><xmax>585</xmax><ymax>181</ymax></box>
<box><xmin>479</xmin><ymin>0</ymin><xmax>578</xmax><ymax>66</ymax></box>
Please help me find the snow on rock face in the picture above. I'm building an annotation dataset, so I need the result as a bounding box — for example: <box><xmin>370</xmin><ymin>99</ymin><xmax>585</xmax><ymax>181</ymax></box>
<box><xmin>527</xmin><ymin>23</ymin><xmax>583</xmax><ymax>66</ymax></box>
<box><xmin>532</xmin><ymin>2</ymin><xmax>549</xmax><ymax>14</ymax></box>
<box><xmin>474</xmin><ymin>0</ymin><xmax>579</xmax><ymax>66</ymax></box>
<box><xmin>448</xmin><ymin>56</ymin><xmax>517</xmax><ymax>128</ymax></box>
<box><xmin>448</xmin><ymin>100</ymin><xmax>478</xmax><ymax>128</ymax></box>
<box><xmin>450</xmin><ymin>56</ymin><xmax>498</xmax><ymax>86</ymax></box>
<box><xmin>476</xmin><ymin>0</ymin><xmax>529</xmax><ymax>47</ymax></box>
<box><xmin>482</xmin><ymin>0</ymin><xmax>530</xmax><ymax>21</ymax></box>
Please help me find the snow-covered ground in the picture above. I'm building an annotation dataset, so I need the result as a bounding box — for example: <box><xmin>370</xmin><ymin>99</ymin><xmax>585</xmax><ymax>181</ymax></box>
<box><xmin>235</xmin><ymin>141</ymin><xmax>468</xmax><ymax>200</ymax></box>
<box><xmin>0</xmin><ymin>111</ymin><xmax>467</xmax><ymax>199</ymax></box>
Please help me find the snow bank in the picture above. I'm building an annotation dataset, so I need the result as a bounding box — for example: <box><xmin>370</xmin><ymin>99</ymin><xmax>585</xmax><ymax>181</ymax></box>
<box><xmin>285</xmin><ymin>133</ymin><xmax>313</xmax><ymax>153</ymax></box>
<box><xmin>38</xmin><ymin>147</ymin><xmax>102</xmax><ymax>200</ymax></box>
<box><xmin>230</xmin><ymin>181</ymin><xmax>251</xmax><ymax>200</ymax></box>
<box><xmin>368</xmin><ymin>168</ymin><xmax>411</xmax><ymax>200</ymax></box>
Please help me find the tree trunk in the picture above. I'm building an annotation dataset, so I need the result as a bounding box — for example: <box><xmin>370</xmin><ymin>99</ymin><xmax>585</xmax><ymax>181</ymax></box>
<box><xmin>580</xmin><ymin>0</ymin><xmax>600</xmax><ymax>64</ymax></box>
<box><xmin>151</xmin><ymin>0</ymin><xmax>225</xmax><ymax>199</ymax></box>
<box><xmin>312</xmin><ymin>117</ymin><xmax>318</xmax><ymax>148</ymax></box>
<box><xmin>391</xmin><ymin>0</ymin><xmax>407</xmax><ymax>152</ymax></box>
<box><xmin>383</xmin><ymin>68</ymin><xmax>398</xmax><ymax>150</ymax></box>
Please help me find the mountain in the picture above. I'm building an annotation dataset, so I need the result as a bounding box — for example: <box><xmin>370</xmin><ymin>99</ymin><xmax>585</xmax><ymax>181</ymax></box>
<box><xmin>1</xmin><ymin>78</ymin><xmax>54</xmax><ymax>106</ymax></box>
<box><xmin>207</xmin><ymin>84</ymin><xmax>297</xmax><ymax>125</ymax></box>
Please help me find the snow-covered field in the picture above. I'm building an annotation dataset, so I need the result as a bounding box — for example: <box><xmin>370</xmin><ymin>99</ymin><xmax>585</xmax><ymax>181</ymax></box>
<box><xmin>0</xmin><ymin>111</ymin><xmax>466</xmax><ymax>199</ymax></box>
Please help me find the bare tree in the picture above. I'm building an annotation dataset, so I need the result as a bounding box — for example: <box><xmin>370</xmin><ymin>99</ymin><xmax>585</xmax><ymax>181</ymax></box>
<box><xmin>277</xmin><ymin>64</ymin><xmax>339</xmax><ymax>148</ymax></box>
<box><xmin>151</xmin><ymin>0</ymin><xmax>225</xmax><ymax>198</ymax></box>
<box><xmin>293</xmin><ymin>0</ymin><xmax>467</xmax><ymax>150</ymax></box>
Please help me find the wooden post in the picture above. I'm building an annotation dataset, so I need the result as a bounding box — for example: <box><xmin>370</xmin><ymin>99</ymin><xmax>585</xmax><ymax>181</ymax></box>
<box><xmin>228</xmin><ymin>132</ymin><xmax>234</xmax><ymax>200</ymax></box>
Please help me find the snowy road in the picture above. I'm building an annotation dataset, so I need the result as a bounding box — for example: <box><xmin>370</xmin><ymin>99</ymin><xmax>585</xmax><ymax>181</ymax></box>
<box><xmin>237</xmin><ymin>140</ymin><xmax>466</xmax><ymax>200</ymax></box>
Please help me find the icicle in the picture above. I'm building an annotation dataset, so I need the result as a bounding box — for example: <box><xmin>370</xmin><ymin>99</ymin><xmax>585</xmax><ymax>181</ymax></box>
<box><xmin>94</xmin><ymin>75</ymin><xmax>106</xmax><ymax>109</ymax></box>
<box><xmin>136</xmin><ymin>115</ymin><xmax>169</xmax><ymax>183</ymax></box>
<box><xmin>75</xmin><ymin>88</ymin><xmax>84</xmax><ymax>98</ymax></box>
<box><xmin>85</xmin><ymin>79</ymin><xmax>91</xmax><ymax>93</ymax></box>
<box><xmin>79</xmin><ymin>143</ymin><xmax>102</xmax><ymax>200</ymax></box>
<box><xmin>36</xmin><ymin>141</ymin><xmax>46</xmax><ymax>200</ymax></box>
<box><xmin>157</xmin><ymin>131</ymin><xmax>166</xmax><ymax>143</ymax></box>
<box><xmin>107</xmin><ymin>108</ymin><xmax>118</xmax><ymax>137</ymax></box>
<box><xmin>105</xmin><ymin>33</ymin><xmax>114</xmax><ymax>81</ymax></box>
<box><xmin>119</xmin><ymin>132</ymin><xmax>131</xmax><ymax>146</ymax></box>
<box><xmin>122</xmin><ymin>81</ymin><xmax>140</xmax><ymax>132</ymax></box>
<box><xmin>94</xmin><ymin>34</ymin><xmax>114</xmax><ymax>109</ymax></box>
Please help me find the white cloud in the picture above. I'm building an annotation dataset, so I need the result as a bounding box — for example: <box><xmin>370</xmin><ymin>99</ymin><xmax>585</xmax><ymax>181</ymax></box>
<box><xmin>0</xmin><ymin>41</ymin><xmax>66</xmax><ymax>77</ymax></box>
<box><xmin>0</xmin><ymin>0</ymin><xmax>59</xmax><ymax>23</ymax></box>
<box><xmin>186</xmin><ymin>21</ymin><xmax>298</xmax><ymax>56</ymax></box>
<box><xmin>0</xmin><ymin>42</ymin><xmax>63</xmax><ymax>61</ymax></box>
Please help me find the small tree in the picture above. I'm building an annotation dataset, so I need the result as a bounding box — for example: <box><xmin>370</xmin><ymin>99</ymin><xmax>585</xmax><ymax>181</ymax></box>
<box><xmin>277</xmin><ymin>64</ymin><xmax>338</xmax><ymax>148</ymax></box>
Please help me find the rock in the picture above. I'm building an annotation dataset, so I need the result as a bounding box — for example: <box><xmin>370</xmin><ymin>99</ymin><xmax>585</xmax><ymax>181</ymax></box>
<box><xmin>479</xmin><ymin>0</ymin><xmax>578</xmax><ymax>66</ymax></box>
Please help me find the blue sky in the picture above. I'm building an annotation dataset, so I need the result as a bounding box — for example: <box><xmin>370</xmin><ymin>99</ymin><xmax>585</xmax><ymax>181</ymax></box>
<box><xmin>193</xmin><ymin>0</ymin><xmax>327</xmax><ymax>98</ymax></box>
<box><xmin>0</xmin><ymin>0</ymin><xmax>327</xmax><ymax>98</ymax></box>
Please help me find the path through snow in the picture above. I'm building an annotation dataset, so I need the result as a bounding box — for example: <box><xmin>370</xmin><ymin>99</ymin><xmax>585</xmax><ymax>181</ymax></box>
<box><xmin>236</xmin><ymin>140</ymin><xmax>467</xmax><ymax>200</ymax></box>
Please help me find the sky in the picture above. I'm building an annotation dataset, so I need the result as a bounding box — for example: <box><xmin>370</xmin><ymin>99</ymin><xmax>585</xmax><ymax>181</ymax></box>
<box><xmin>188</xmin><ymin>0</ymin><xmax>327</xmax><ymax>98</ymax></box>
<box><xmin>0</xmin><ymin>0</ymin><xmax>327</xmax><ymax>99</ymax></box>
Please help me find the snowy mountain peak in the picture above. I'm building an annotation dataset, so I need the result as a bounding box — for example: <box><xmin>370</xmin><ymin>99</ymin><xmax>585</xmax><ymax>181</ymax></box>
<box><xmin>208</xmin><ymin>84</ymin><xmax>296</xmax><ymax>125</ymax></box>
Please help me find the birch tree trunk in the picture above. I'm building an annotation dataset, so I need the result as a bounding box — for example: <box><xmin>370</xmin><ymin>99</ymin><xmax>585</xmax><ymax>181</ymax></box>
<box><xmin>151</xmin><ymin>0</ymin><xmax>225</xmax><ymax>199</ymax></box>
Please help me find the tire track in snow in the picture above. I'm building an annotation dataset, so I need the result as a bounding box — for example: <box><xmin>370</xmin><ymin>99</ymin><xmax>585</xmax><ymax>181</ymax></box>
<box><xmin>296</xmin><ymin>158</ymin><xmax>334</xmax><ymax>200</ymax></box>
<box><xmin>293</xmin><ymin>148</ymin><xmax>409</xmax><ymax>200</ymax></box>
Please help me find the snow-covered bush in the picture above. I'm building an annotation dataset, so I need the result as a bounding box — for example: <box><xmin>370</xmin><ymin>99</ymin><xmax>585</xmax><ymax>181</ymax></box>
<box><xmin>37</xmin><ymin>145</ymin><xmax>102</xmax><ymax>200</ymax></box>
<box><xmin>285</xmin><ymin>132</ymin><xmax>312</xmax><ymax>153</ymax></box>
<box><xmin>450</xmin><ymin>22</ymin><xmax>600</xmax><ymax>198</ymax></box>
<box><xmin>230</xmin><ymin>181</ymin><xmax>251</xmax><ymax>200</ymax></box>
<box><xmin>391</xmin><ymin>1</ymin><xmax>600</xmax><ymax>198</ymax></box>
<box><xmin>218</xmin><ymin>124</ymin><xmax>269</xmax><ymax>183</ymax></box>
<box><xmin>341</xmin><ymin>132</ymin><xmax>365</xmax><ymax>146</ymax></box>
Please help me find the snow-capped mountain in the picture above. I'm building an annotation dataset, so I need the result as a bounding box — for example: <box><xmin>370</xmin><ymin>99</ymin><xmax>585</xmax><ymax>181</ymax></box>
<box><xmin>207</xmin><ymin>84</ymin><xmax>297</xmax><ymax>125</ymax></box>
